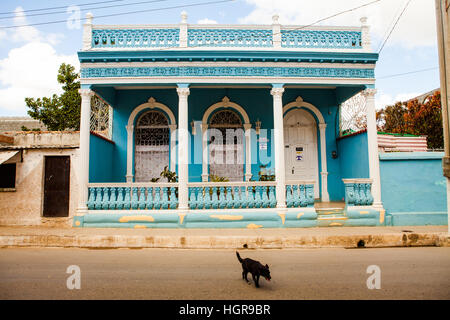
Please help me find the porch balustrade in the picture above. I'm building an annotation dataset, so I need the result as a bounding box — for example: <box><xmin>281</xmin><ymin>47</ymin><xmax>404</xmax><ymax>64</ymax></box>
<box><xmin>342</xmin><ymin>179</ymin><xmax>374</xmax><ymax>206</ymax></box>
<box><xmin>86</xmin><ymin>181</ymin><xmax>317</xmax><ymax>210</ymax></box>
<box><xmin>285</xmin><ymin>180</ymin><xmax>315</xmax><ymax>208</ymax></box>
<box><xmin>187</xmin><ymin>181</ymin><xmax>277</xmax><ymax>209</ymax></box>
<box><xmin>87</xmin><ymin>183</ymin><xmax>179</xmax><ymax>210</ymax></box>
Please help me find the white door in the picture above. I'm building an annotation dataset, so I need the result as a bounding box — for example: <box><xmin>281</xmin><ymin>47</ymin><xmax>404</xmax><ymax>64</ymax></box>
<box><xmin>284</xmin><ymin>109</ymin><xmax>320</xmax><ymax>198</ymax></box>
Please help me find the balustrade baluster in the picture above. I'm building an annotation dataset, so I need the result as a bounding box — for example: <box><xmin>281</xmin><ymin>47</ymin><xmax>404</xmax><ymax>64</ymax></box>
<box><xmin>211</xmin><ymin>187</ymin><xmax>219</xmax><ymax>209</ymax></box>
<box><xmin>131</xmin><ymin>187</ymin><xmax>139</xmax><ymax>209</ymax></box>
<box><xmin>153</xmin><ymin>187</ymin><xmax>161</xmax><ymax>209</ymax></box>
<box><xmin>269</xmin><ymin>186</ymin><xmax>276</xmax><ymax>208</ymax></box>
<box><xmin>247</xmin><ymin>186</ymin><xmax>255</xmax><ymax>208</ymax></box>
<box><xmin>204</xmin><ymin>187</ymin><xmax>212</xmax><ymax>209</ymax></box>
<box><xmin>146</xmin><ymin>187</ymin><xmax>153</xmax><ymax>209</ymax></box>
<box><xmin>189</xmin><ymin>187</ymin><xmax>197</xmax><ymax>209</ymax></box>
<box><xmin>109</xmin><ymin>187</ymin><xmax>117</xmax><ymax>210</ymax></box>
<box><xmin>123</xmin><ymin>187</ymin><xmax>131</xmax><ymax>209</ymax></box>
<box><xmin>87</xmin><ymin>188</ymin><xmax>96</xmax><ymax>210</ymax></box>
<box><xmin>286</xmin><ymin>185</ymin><xmax>293</xmax><ymax>208</ymax></box>
<box><xmin>94</xmin><ymin>187</ymin><xmax>103</xmax><ymax>210</ymax></box>
<box><xmin>161</xmin><ymin>187</ymin><xmax>169</xmax><ymax>209</ymax></box>
<box><xmin>197</xmin><ymin>187</ymin><xmax>205</xmax><ymax>209</ymax></box>
<box><xmin>169</xmin><ymin>187</ymin><xmax>177</xmax><ymax>209</ymax></box>
<box><xmin>138</xmin><ymin>187</ymin><xmax>146</xmax><ymax>209</ymax></box>
<box><xmin>226</xmin><ymin>186</ymin><xmax>233</xmax><ymax>209</ymax></box>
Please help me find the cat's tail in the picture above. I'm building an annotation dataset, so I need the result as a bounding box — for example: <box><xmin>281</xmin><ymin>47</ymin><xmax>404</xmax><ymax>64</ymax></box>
<box><xmin>236</xmin><ymin>251</ymin><xmax>243</xmax><ymax>263</ymax></box>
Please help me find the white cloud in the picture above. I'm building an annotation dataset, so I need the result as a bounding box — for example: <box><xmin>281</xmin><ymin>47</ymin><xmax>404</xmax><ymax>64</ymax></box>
<box><xmin>197</xmin><ymin>18</ymin><xmax>218</xmax><ymax>24</ymax></box>
<box><xmin>240</xmin><ymin>0</ymin><xmax>437</xmax><ymax>48</ymax></box>
<box><xmin>0</xmin><ymin>7</ymin><xmax>77</xmax><ymax>116</ymax></box>
<box><xmin>375</xmin><ymin>90</ymin><xmax>420</xmax><ymax>110</ymax></box>
<box><xmin>10</xmin><ymin>6</ymin><xmax>41</xmax><ymax>43</ymax></box>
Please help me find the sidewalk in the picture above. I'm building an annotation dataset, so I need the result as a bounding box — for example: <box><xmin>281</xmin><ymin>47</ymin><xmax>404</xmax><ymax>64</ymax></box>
<box><xmin>0</xmin><ymin>225</ymin><xmax>448</xmax><ymax>249</ymax></box>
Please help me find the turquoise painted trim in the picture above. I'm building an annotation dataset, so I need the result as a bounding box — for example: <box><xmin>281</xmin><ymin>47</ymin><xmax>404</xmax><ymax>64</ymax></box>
<box><xmin>81</xmin><ymin>66</ymin><xmax>374</xmax><ymax>79</ymax></box>
<box><xmin>281</xmin><ymin>30</ymin><xmax>362</xmax><ymax>49</ymax></box>
<box><xmin>188</xmin><ymin>29</ymin><xmax>272</xmax><ymax>48</ymax></box>
<box><xmin>92</xmin><ymin>28</ymin><xmax>179</xmax><ymax>48</ymax></box>
<box><xmin>379</xmin><ymin>152</ymin><xmax>444</xmax><ymax>161</ymax></box>
<box><xmin>271</xmin><ymin>83</ymin><xmax>285</xmax><ymax>88</ymax></box>
<box><xmin>386</xmin><ymin>212</ymin><xmax>448</xmax><ymax>226</ymax></box>
<box><xmin>78</xmin><ymin>50</ymin><xmax>379</xmax><ymax>63</ymax></box>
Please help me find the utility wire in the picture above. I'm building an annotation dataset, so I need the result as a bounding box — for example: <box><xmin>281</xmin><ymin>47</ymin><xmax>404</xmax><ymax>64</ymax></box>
<box><xmin>0</xmin><ymin>0</ymin><xmax>126</xmax><ymax>15</ymax></box>
<box><xmin>0</xmin><ymin>0</ymin><xmax>234</xmax><ymax>29</ymax></box>
<box><xmin>0</xmin><ymin>0</ymin><xmax>170</xmax><ymax>20</ymax></box>
<box><xmin>153</xmin><ymin>0</ymin><xmax>382</xmax><ymax>52</ymax></box>
<box><xmin>378</xmin><ymin>67</ymin><xmax>439</xmax><ymax>79</ymax></box>
<box><xmin>377</xmin><ymin>0</ymin><xmax>412</xmax><ymax>54</ymax></box>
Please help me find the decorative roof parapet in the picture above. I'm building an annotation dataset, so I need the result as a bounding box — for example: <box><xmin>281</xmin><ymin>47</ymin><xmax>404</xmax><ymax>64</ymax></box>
<box><xmin>82</xmin><ymin>13</ymin><xmax>372</xmax><ymax>52</ymax></box>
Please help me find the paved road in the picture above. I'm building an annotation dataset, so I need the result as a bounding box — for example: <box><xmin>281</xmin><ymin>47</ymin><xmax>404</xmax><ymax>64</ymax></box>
<box><xmin>0</xmin><ymin>247</ymin><xmax>449</xmax><ymax>299</ymax></box>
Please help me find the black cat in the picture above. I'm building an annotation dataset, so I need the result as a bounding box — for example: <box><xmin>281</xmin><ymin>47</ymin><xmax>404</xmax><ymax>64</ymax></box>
<box><xmin>236</xmin><ymin>251</ymin><xmax>271</xmax><ymax>288</ymax></box>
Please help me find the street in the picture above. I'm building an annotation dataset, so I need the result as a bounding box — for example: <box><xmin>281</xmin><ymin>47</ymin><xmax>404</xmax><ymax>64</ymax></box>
<box><xmin>0</xmin><ymin>247</ymin><xmax>449</xmax><ymax>299</ymax></box>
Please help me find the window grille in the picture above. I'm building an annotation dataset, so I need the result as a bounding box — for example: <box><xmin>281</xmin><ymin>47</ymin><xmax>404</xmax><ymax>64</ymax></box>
<box><xmin>134</xmin><ymin>110</ymin><xmax>170</xmax><ymax>182</ymax></box>
<box><xmin>209</xmin><ymin>109</ymin><xmax>244</xmax><ymax>181</ymax></box>
<box><xmin>90</xmin><ymin>94</ymin><xmax>113</xmax><ymax>140</ymax></box>
<box><xmin>339</xmin><ymin>92</ymin><xmax>367</xmax><ymax>136</ymax></box>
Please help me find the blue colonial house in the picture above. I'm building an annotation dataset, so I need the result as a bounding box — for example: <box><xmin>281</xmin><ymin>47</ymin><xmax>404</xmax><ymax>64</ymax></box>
<box><xmin>74</xmin><ymin>12</ymin><xmax>386</xmax><ymax>228</ymax></box>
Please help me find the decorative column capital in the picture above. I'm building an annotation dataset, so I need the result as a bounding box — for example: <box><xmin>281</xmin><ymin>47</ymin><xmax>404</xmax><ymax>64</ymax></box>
<box><xmin>270</xmin><ymin>87</ymin><xmax>285</xmax><ymax>97</ymax></box>
<box><xmin>319</xmin><ymin>123</ymin><xmax>327</xmax><ymax>130</ymax></box>
<box><xmin>361</xmin><ymin>88</ymin><xmax>377</xmax><ymax>98</ymax></box>
<box><xmin>243</xmin><ymin>123</ymin><xmax>252</xmax><ymax>130</ymax></box>
<box><xmin>201</xmin><ymin>123</ymin><xmax>208</xmax><ymax>131</ymax></box>
<box><xmin>126</xmin><ymin>124</ymin><xmax>134</xmax><ymax>132</ymax></box>
<box><xmin>79</xmin><ymin>88</ymin><xmax>94</xmax><ymax>98</ymax></box>
<box><xmin>168</xmin><ymin>124</ymin><xmax>177</xmax><ymax>131</ymax></box>
<box><xmin>177</xmin><ymin>87</ymin><xmax>190</xmax><ymax>97</ymax></box>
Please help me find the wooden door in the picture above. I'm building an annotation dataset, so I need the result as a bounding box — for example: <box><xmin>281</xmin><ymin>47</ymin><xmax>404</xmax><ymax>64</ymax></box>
<box><xmin>43</xmin><ymin>156</ymin><xmax>70</xmax><ymax>217</ymax></box>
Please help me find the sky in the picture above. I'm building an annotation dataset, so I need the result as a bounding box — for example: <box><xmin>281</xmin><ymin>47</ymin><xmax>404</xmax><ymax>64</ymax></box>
<box><xmin>0</xmin><ymin>0</ymin><xmax>441</xmax><ymax>116</ymax></box>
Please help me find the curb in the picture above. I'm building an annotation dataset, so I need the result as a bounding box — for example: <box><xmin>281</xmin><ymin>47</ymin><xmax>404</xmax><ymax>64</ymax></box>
<box><xmin>0</xmin><ymin>232</ymin><xmax>448</xmax><ymax>249</ymax></box>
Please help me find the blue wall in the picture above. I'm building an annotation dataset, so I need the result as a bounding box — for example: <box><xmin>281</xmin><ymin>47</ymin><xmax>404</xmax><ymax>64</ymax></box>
<box><xmin>91</xmin><ymin>86</ymin><xmax>350</xmax><ymax>201</ymax></box>
<box><xmin>336</xmin><ymin>131</ymin><xmax>370</xmax><ymax>200</ymax></box>
<box><xmin>379</xmin><ymin>152</ymin><xmax>447</xmax><ymax>214</ymax></box>
<box><xmin>89</xmin><ymin>133</ymin><xmax>115</xmax><ymax>182</ymax></box>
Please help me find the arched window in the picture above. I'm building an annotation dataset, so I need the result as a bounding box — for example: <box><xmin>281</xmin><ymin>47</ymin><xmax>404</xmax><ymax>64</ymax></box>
<box><xmin>208</xmin><ymin>109</ymin><xmax>244</xmax><ymax>181</ymax></box>
<box><xmin>134</xmin><ymin>110</ymin><xmax>170</xmax><ymax>182</ymax></box>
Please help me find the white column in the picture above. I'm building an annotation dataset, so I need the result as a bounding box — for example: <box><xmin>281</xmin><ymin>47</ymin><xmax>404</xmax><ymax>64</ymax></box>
<box><xmin>244</xmin><ymin>123</ymin><xmax>252</xmax><ymax>181</ymax></box>
<box><xmin>169</xmin><ymin>124</ymin><xmax>177</xmax><ymax>172</ymax></box>
<box><xmin>82</xmin><ymin>13</ymin><xmax>93</xmax><ymax>50</ymax></box>
<box><xmin>177</xmin><ymin>86</ymin><xmax>190</xmax><ymax>210</ymax></box>
<box><xmin>360</xmin><ymin>17</ymin><xmax>371</xmax><ymax>53</ymax></box>
<box><xmin>272</xmin><ymin>14</ymin><xmax>281</xmax><ymax>49</ymax></box>
<box><xmin>126</xmin><ymin>124</ymin><xmax>134</xmax><ymax>182</ymax></box>
<box><xmin>363</xmin><ymin>88</ymin><xmax>383</xmax><ymax>209</ymax></box>
<box><xmin>179</xmin><ymin>11</ymin><xmax>188</xmax><ymax>48</ymax></box>
<box><xmin>319</xmin><ymin>123</ymin><xmax>330</xmax><ymax>202</ymax></box>
<box><xmin>271</xmin><ymin>86</ymin><xmax>286</xmax><ymax>208</ymax></box>
<box><xmin>77</xmin><ymin>89</ymin><xmax>94</xmax><ymax>214</ymax></box>
<box><xmin>201</xmin><ymin>123</ymin><xmax>209</xmax><ymax>182</ymax></box>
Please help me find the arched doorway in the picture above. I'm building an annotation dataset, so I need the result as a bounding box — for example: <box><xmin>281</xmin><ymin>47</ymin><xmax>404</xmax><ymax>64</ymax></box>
<box><xmin>284</xmin><ymin>108</ymin><xmax>320</xmax><ymax>198</ymax></box>
<box><xmin>134</xmin><ymin>110</ymin><xmax>170</xmax><ymax>182</ymax></box>
<box><xmin>208</xmin><ymin>109</ymin><xmax>244</xmax><ymax>181</ymax></box>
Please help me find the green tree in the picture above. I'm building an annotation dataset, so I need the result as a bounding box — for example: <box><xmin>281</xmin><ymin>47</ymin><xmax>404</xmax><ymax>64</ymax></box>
<box><xmin>25</xmin><ymin>63</ymin><xmax>81</xmax><ymax>131</ymax></box>
<box><xmin>376</xmin><ymin>90</ymin><xmax>443</xmax><ymax>149</ymax></box>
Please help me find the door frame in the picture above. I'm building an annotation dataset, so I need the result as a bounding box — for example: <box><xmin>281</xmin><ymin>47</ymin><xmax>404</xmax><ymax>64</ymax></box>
<box><xmin>42</xmin><ymin>155</ymin><xmax>71</xmax><ymax>217</ymax></box>
<box><xmin>283</xmin><ymin>96</ymin><xmax>330</xmax><ymax>202</ymax></box>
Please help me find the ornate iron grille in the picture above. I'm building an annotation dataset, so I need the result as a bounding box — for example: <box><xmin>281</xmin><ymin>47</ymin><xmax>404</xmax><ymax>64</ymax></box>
<box><xmin>90</xmin><ymin>94</ymin><xmax>112</xmax><ymax>140</ymax></box>
<box><xmin>135</xmin><ymin>110</ymin><xmax>170</xmax><ymax>182</ymax></box>
<box><xmin>339</xmin><ymin>92</ymin><xmax>367</xmax><ymax>136</ymax></box>
<box><xmin>209</xmin><ymin>109</ymin><xmax>244</xmax><ymax>181</ymax></box>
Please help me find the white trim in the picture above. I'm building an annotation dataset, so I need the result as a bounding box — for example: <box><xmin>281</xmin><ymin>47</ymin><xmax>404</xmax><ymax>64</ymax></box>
<box><xmin>81</xmin><ymin>61</ymin><xmax>376</xmax><ymax>69</ymax></box>
<box><xmin>201</xmin><ymin>97</ymin><xmax>251</xmax><ymax>181</ymax></box>
<box><xmin>81</xmin><ymin>77</ymin><xmax>375</xmax><ymax>85</ymax></box>
<box><xmin>126</xmin><ymin>97</ymin><xmax>177</xmax><ymax>182</ymax></box>
<box><xmin>283</xmin><ymin>96</ymin><xmax>329</xmax><ymax>201</ymax></box>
